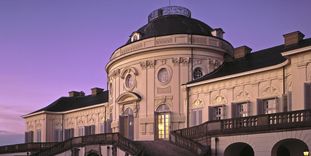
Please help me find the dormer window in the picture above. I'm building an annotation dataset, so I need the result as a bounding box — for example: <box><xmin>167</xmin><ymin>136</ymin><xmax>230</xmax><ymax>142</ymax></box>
<box><xmin>131</xmin><ymin>32</ymin><xmax>141</xmax><ymax>42</ymax></box>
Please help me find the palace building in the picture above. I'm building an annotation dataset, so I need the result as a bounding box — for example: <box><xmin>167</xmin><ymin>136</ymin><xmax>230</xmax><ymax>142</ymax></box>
<box><xmin>1</xmin><ymin>6</ymin><xmax>311</xmax><ymax>156</ymax></box>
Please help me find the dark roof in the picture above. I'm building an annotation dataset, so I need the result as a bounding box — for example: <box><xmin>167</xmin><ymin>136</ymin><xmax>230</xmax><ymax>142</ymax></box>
<box><xmin>126</xmin><ymin>15</ymin><xmax>213</xmax><ymax>44</ymax></box>
<box><xmin>29</xmin><ymin>91</ymin><xmax>108</xmax><ymax>114</ymax></box>
<box><xmin>188</xmin><ymin>38</ymin><xmax>311</xmax><ymax>84</ymax></box>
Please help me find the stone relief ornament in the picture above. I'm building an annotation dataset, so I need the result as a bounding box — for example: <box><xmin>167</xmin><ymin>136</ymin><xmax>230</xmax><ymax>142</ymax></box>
<box><xmin>109</xmin><ymin>69</ymin><xmax>120</xmax><ymax>78</ymax></box>
<box><xmin>172</xmin><ymin>57</ymin><xmax>191</xmax><ymax>65</ymax></box>
<box><xmin>192</xmin><ymin>98</ymin><xmax>203</xmax><ymax>109</ymax></box>
<box><xmin>140</xmin><ymin>60</ymin><xmax>156</xmax><ymax>69</ymax></box>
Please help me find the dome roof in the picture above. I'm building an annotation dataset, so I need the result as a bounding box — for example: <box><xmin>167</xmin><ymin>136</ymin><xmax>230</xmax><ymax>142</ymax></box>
<box><xmin>126</xmin><ymin>6</ymin><xmax>213</xmax><ymax>44</ymax></box>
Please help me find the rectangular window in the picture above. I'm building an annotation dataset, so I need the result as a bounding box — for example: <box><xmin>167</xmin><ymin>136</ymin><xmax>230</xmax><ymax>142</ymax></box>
<box><xmin>232</xmin><ymin>102</ymin><xmax>249</xmax><ymax>118</ymax></box>
<box><xmin>25</xmin><ymin>131</ymin><xmax>34</xmax><ymax>143</ymax></box>
<box><xmin>54</xmin><ymin>129</ymin><xmax>63</xmax><ymax>142</ymax></box>
<box><xmin>64</xmin><ymin>128</ymin><xmax>74</xmax><ymax>140</ymax></box>
<box><xmin>84</xmin><ymin>125</ymin><xmax>95</xmax><ymax>136</ymax></box>
<box><xmin>263</xmin><ymin>98</ymin><xmax>277</xmax><ymax>114</ymax></box>
<box><xmin>209</xmin><ymin>106</ymin><xmax>226</xmax><ymax>121</ymax></box>
<box><xmin>36</xmin><ymin>129</ymin><xmax>41</xmax><ymax>142</ymax></box>
<box><xmin>191</xmin><ymin>109</ymin><xmax>202</xmax><ymax>126</ymax></box>
<box><xmin>257</xmin><ymin>98</ymin><xmax>278</xmax><ymax>115</ymax></box>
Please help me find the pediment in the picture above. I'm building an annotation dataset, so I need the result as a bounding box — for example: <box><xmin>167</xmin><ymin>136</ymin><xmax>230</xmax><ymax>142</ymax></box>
<box><xmin>116</xmin><ymin>92</ymin><xmax>141</xmax><ymax>105</ymax></box>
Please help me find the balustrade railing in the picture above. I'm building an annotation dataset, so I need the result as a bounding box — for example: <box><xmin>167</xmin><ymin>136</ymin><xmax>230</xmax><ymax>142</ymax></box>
<box><xmin>170</xmin><ymin>109</ymin><xmax>311</xmax><ymax>156</ymax></box>
<box><xmin>174</xmin><ymin>109</ymin><xmax>311</xmax><ymax>140</ymax></box>
<box><xmin>32</xmin><ymin>133</ymin><xmax>142</xmax><ymax>156</ymax></box>
<box><xmin>0</xmin><ymin>142</ymin><xmax>57</xmax><ymax>154</ymax></box>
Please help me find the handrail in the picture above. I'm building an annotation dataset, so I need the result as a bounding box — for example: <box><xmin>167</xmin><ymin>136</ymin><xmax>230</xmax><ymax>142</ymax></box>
<box><xmin>175</xmin><ymin>109</ymin><xmax>311</xmax><ymax>139</ymax></box>
<box><xmin>170</xmin><ymin>131</ymin><xmax>209</xmax><ymax>156</ymax></box>
<box><xmin>0</xmin><ymin>142</ymin><xmax>57</xmax><ymax>154</ymax></box>
<box><xmin>32</xmin><ymin>133</ymin><xmax>142</xmax><ymax>156</ymax></box>
<box><xmin>170</xmin><ymin>109</ymin><xmax>311</xmax><ymax>156</ymax></box>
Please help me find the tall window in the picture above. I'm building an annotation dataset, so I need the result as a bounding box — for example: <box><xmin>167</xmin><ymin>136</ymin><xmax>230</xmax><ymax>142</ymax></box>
<box><xmin>191</xmin><ymin>109</ymin><xmax>202</xmax><ymax>126</ymax></box>
<box><xmin>25</xmin><ymin>131</ymin><xmax>34</xmax><ymax>143</ymax></box>
<box><xmin>85</xmin><ymin>125</ymin><xmax>96</xmax><ymax>136</ymax></box>
<box><xmin>257</xmin><ymin>98</ymin><xmax>278</xmax><ymax>115</ymax></box>
<box><xmin>232</xmin><ymin>102</ymin><xmax>249</xmax><ymax>117</ymax></box>
<box><xmin>64</xmin><ymin>128</ymin><xmax>74</xmax><ymax>140</ymax></box>
<box><xmin>54</xmin><ymin>129</ymin><xmax>63</xmax><ymax>142</ymax></box>
<box><xmin>209</xmin><ymin>106</ymin><xmax>226</xmax><ymax>121</ymax></box>
<box><xmin>36</xmin><ymin>129</ymin><xmax>41</xmax><ymax>142</ymax></box>
<box><xmin>193</xmin><ymin>67</ymin><xmax>203</xmax><ymax>80</ymax></box>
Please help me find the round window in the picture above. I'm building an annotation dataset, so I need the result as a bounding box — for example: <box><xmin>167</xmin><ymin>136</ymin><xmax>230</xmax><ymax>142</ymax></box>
<box><xmin>158</xmin><ymin>68</ymin><xmax>169</xmax><ymax>83</ymax></box>
<box><xmin>193</xmin><ymin>67</ymin><xmax>203</xmax><ymax>80</ymax></box>
<box><xmin>125</xmin><ymin>74</ymin><xmax>135</xmax><ymax>89</ymax></box>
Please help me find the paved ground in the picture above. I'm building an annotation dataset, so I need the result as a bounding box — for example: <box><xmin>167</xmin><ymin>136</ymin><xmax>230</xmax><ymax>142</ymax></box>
<box><xmin>136</xmin><ymin>140</ymin><xmax>196</xmax><ymax>156</ymax></box>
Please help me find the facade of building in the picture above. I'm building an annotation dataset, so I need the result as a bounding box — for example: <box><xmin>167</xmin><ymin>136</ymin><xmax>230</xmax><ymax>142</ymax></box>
<box><xmin>1</xmin><ymin>6</ymin><xmax>311</xmax><ymax>156</ymax></box>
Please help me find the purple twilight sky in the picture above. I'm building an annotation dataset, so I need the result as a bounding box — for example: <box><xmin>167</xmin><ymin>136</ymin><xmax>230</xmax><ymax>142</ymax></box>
<box><xmin>0</xmin><ymin>0</ymin><xmax>311</xmax><ymax>145</ymax></box>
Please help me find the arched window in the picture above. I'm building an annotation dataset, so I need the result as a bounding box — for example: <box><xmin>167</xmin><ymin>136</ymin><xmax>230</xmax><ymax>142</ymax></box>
<box><xmin>130</xmin><ymin>32</ymin><xmax>141</xmax><ymax>42</ymax></box>
<box><xmin>193</xmin><ymin>67</ymin><xmax>203</xmax><ymax>80</ymax></box>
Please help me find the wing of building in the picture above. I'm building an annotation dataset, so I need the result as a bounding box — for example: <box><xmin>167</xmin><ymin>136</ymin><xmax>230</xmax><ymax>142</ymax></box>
<box><xmin>1</xmin><ymin>6</ymin><xmax>311</xmax><ymax>156</ymax></box>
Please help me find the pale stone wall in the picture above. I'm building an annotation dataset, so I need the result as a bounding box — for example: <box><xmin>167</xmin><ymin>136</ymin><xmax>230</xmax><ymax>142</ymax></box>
<box><xmin>107</xmin><ymin>34</ymin><xmax>231</xmax><ymax>140</ymax></box>
<box><xmin>211</xmin><ymin>129</ymin><xmax>311</xmax><ymax>156</ymax></box>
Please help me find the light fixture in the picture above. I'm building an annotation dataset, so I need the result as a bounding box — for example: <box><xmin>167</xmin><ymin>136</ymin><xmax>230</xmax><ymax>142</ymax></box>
<box><xmin>304</xmin><ymin>151</ymin><xmax>309</xmax><ymax>156</ymax></box>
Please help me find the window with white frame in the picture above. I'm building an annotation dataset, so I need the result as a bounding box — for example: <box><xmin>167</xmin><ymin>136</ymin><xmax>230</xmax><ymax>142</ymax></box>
<box><xmin>54</xmin><ymin>129</ymin><xmax>63</xmax><ymax>142</ymax></box>
<box><xmin>209</xmin><ymin>106</ymin><xmax>226</xmax><ymax>120</ymax></box>
<box><xmin>257</xmin><ymin>98</ymin><xmax>278</xmax><ymax>115</ymax></box>
<box><xmin>191</xmin><ymin>109</ymin><xmax>202</xmax><ymax>126</ymax></box>
<box><xmin>232</xmin><ymin>102</ymin><xmax>249</xmax><ymax>117</ymax></box>
<box><xmin>263</xmin><ymin>98</ymin><xmax>277</xmax><ymax>114</ymax></box>
<box><xmin>36</xmin><ymin>129</ymin><xmax>41</xmax><ymax>142</ymax></box>
<box><xmin>100</xmin><ymin>123</ymin><xmax>105</xmax><ymax>133</ymax></box>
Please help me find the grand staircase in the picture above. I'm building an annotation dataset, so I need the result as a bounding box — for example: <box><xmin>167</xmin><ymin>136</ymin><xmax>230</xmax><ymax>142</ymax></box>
<box><xmin>1</xmin><ymin>109</ymin><xmax>310</xmax><ymax>156</ymax></box>
<box><xmin>31</xmin><ymin>133</ymin><xmax>142</xmax><ymax>156</ymax></box>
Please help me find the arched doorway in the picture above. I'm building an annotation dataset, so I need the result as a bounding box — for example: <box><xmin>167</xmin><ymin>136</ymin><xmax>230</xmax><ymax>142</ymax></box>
<box><xmin>224</xmin><ymin>142</ymin><xmax>254</xmax><ymax>156</ymax></box>
<box><xmin>155</xmin><ymin>104</ymin><xmax>170</xmax><ymax>140</ymax></box>
<box><xmin>119</xmin><ymin>108</ymin><xmax>134</xmax><ymax>140</ymax></box>
<box><xmin>271</xmin><ymin>139</ymin><xmax>309</xmax><ymax>156</ymax></box>
<box><xmin>87</xmin><ymin>153</ymin><xmax>99</xmax><ymax>156</ymax></box>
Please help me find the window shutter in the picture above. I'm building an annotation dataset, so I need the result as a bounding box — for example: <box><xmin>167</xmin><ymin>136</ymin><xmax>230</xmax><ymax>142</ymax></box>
<box><xmin>221</xmin><ymin>106</ymin><xmax>226</xmax><ymax>119</ymax></box>
<box><xmin>305</xmin><ymin>83</ymin><xmax>311</xmax><ymax>109</ymax></box>
<box><xmin>208</xmin><ymin>107</ymin><xmax>214</xmax><ymax>121</ymax></box>
<box><xmin>198</xmin><ymin>110</ymin><xmax>202</xmax><ymax>124</ymax></box>
<box><xmin>275</xmin><ymin>97</ymin><xmax>280</xmax><ymax>113</ymax></box>
<box><xmin>25</xmin><ymin>132</ymin><xmax>29</xmax><ymax>143</ymax></box>
<box><xmin>231</xmin><ymin>103</ymin><xmax>237</xmax><ymax>118</ymax></box>
<box><xmin>287</xmin><ymin>91</ymin><xmax>292</xmax><ymax>111</ymax></box>
<box><xmin>191</xmin><ymin>111</ymin><xmax>196</xmax><ymax>126</ymax></box>
<box><xmin>129</xmin><ymin>115</ymin><xmax>134</xmax><ymax>140</ymax></box>
<box><xmin>91</xmin><ymin>125</ymin><xmax>95</xmax><ymax>134</ymax></box>
<box><xmin>119</xmin><ymin>116</ymin><xmax>124</xmax><ymax>136</ymax></box>
<box><xmin>257</xmin><ymin>99</ymin><xmax>264</xmax><ymax>115</ymax></box>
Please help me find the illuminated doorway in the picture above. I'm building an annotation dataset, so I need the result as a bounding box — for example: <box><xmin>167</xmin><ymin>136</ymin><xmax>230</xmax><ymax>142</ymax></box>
<box><xmin>155</xmin><ymin>104</ymin><xmax>170</xmax><ymax>140</ymax></box>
